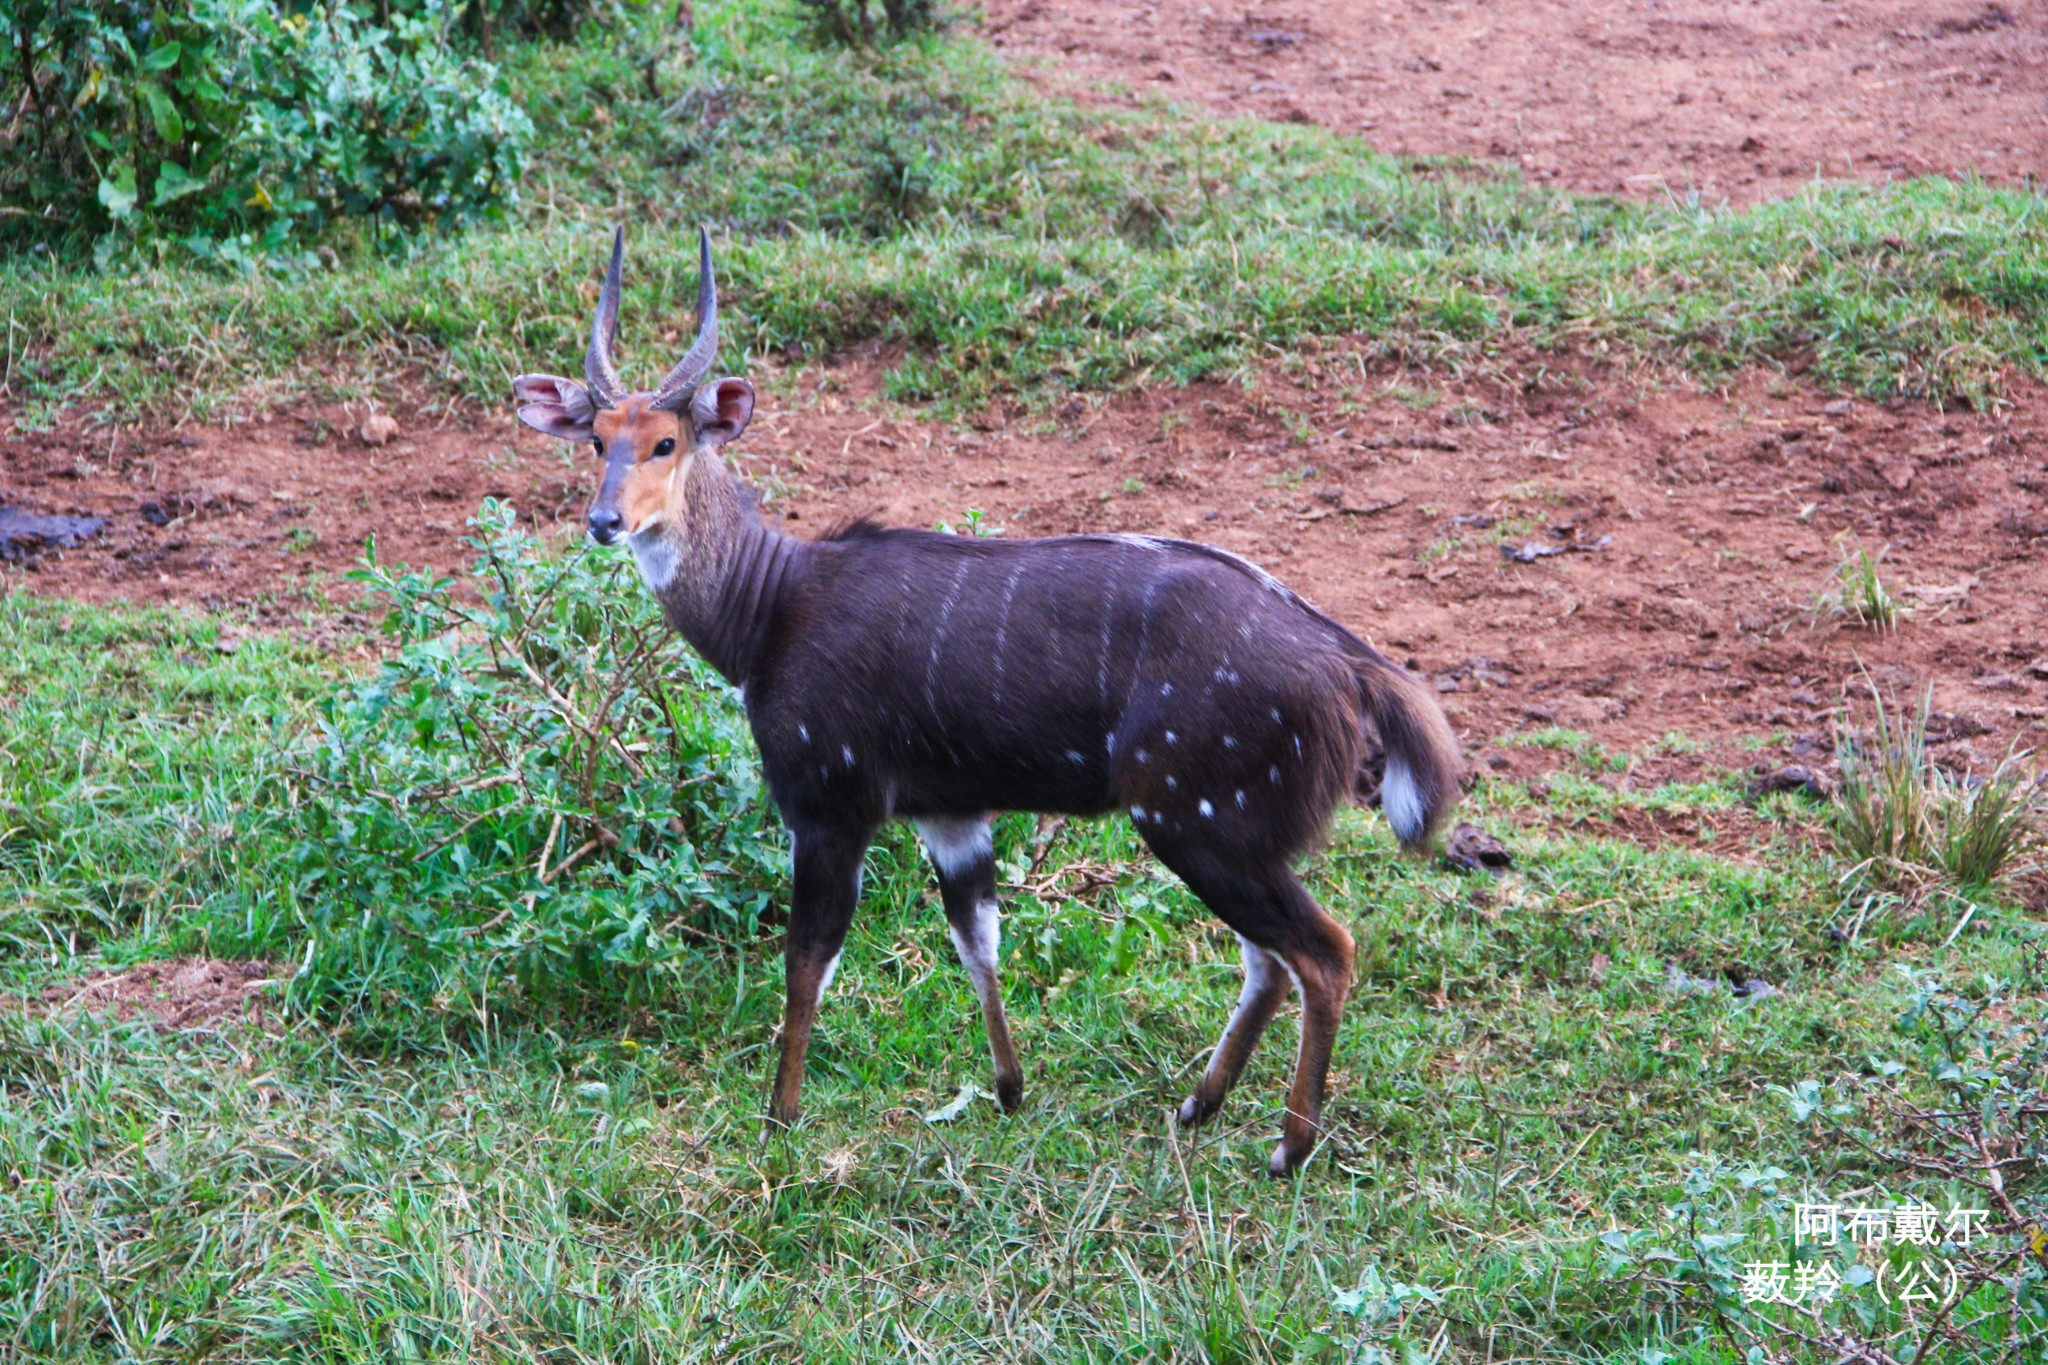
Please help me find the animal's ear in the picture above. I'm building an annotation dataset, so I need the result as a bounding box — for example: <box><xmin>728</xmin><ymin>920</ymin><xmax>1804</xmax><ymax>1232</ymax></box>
<box><xmin>689</xmin><ymin>377</ymin><xmax>755</xmax><ymax>448</ymax></box>
<box><xmin>512</xmin><ymin>374</ymin><xmax>596</xmax><ymax>441</ymax></box>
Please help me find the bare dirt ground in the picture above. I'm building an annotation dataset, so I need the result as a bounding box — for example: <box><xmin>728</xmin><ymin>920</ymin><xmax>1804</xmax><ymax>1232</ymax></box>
<box><xmin>38</xmin><ymin>958</ymin><xmax>278</xmax><ymax>1029</ymax></box>
<box><xmin>7</xmin><ymin>356</ymin><xmax>2044</xmax><ymax>786</ymax></box>
<box><xmin>981</xmin><ymin>0</ymin><xmax>2043</xmax><ymax>204</ymax></box>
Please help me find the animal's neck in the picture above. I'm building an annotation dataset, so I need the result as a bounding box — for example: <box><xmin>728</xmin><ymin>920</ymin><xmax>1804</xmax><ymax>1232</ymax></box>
<box><xmin>637</xmin><ymin>450</ymin><xmax>795</xmax><ymax>684</ymax></box>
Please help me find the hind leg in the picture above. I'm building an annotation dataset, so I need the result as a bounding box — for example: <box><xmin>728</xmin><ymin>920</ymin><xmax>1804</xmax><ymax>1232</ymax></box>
<box><xmin>916</xmin><ymin>816</ymin><xmax>1024</xmax><ymax>1111</ymax></box>
<box><xmin>1143</xmin><ymin>833</ymin><xmax>1355</xmax><ymax>1175</ymax></box>
<box><xmin>1176</xmin><ymin>935</ymin><xmax>1290</xmax><ymax>1128</ymax></box>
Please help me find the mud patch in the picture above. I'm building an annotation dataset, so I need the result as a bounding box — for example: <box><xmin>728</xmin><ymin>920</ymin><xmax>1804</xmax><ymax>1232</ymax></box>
<box><xmin>0</xmin><ymin>506</ymin><xmax>105</xmax><ymax>563</ymax></box>
<box><xmin>42</xmin><ymin>958</ymin><xmax>279</xmax><ymax>1029</ymax></box>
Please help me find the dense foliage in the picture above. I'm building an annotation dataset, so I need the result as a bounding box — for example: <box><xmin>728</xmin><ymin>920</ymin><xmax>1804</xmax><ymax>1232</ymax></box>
<box><xmin>294</xmin><ymin>502</ymin><xmax>787</xmax><ymax>1029</ymax></box>
<box><xmin>1</xmin><ymin>1</ymin><xmax>533</xmax><ymax>261</ymax></box>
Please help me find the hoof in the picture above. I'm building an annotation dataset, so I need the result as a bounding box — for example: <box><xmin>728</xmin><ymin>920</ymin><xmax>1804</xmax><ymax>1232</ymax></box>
<box><xmin>995</xmin><ymin>1076</ymin><xmax>1024</xmax><ymax>1113</ymax></box>
<box><xmin>1176</xmin><ymin>1093</ymin><xmax>1221</xmax><ymax>1128</ymax></box>
<box><xmin>1268</xmin><ymin>1139</ymin><xmax>1312</xmax><ymax>1177</ymax></box>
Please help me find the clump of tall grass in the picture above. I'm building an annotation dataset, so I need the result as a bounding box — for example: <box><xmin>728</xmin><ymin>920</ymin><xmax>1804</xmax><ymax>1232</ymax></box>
<box><xmin>1831</xmin><ymin>685</ymin><xmax>2044</xmax><ymax>895</ymax></box>
<box><xmin>1815</xmin><ymin>543</ymin><xmax>1904</xmax><ymax>631</ymax></box>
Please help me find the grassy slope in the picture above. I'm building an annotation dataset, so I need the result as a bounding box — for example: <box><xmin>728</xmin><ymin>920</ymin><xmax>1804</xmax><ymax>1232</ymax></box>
<box><xmin>1</xmin><ymin>3</ymin><xmax>2043</xmax><ymax>424</ymax></box>
<box><xmin>2</xmin><ymin>569</ymin><xmax>2043</xmax><ymax>1361</ymax></box>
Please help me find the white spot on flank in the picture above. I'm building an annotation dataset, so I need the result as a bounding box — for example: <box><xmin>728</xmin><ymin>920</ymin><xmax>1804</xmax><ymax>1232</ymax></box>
<box><xmin>1382</xmin><ymin>754</ymin><xmax>1428</xmax><ymax>845</ymax></box>
<box><xmin>1106</xmin><ymin>733</ymin><xmax>1117</xmax><ymax>755</ymax></box>
<box><xmin>1130</xmin><ymin>805</ymin><xmax>1146</xmax><ymax>821</ymax></box>
<box><xmin>916</xmin><ymin>816</ymin><xmax>993</xmax><ymax>879</ymax></box>
<box><xmin>1135</xmin><ymin>748</ymin><xmax>1150</xmax><ymax>764</ymax></box>
<box><xmin>1223</xmin><ymin>735</ymin><xmax>1237</xmax><ymax>749</ymax></box>
<box><xmin>1066</xmin><ymin>749</ymin><xmax>1085</xmax><ymax>764</ymax></box>
<box><xmin>1161</xmin><ymin>683</ymin><xmax>1173</xmax><ymax>697</ymax></box>
<box><xmin>1198</xmin><ymin>799</ymin><xmax>1214</xmax><ymax>818</ymax></box>
<box><xmin>1269</xmin><ymin>765</ymin><xmax>1282</xmax><ymax>785</ymax></box>
<box><xmin>1165</xmin><ymin>730</ymin><xmax>1179</xmax><ymax>745</ymax></box>
<box><xmin>842</xmin><ymin>745</ymin><xmax>856</xmax><ymax>767</ymax></box>
<box><xmin>1235</xmin><ymin>790</ymin><xmax>1247</xmax><ymax>809</ymax></box>
<box><xmin>1270</xmin><ymin>708</ymin><xmax>1283</xmax><ymax>724</ymax></box>
<box><xmin>1292</xmin><ymin>733</ymin><xmax>1303</xmax><ymax>757</ymax></box>
<box><xmin>1166</xmin><ymin>776</ymin><xmax>1178</xmax><ymax>791</ymax></box>
<box><xmin>798</xmin><ymin>723</ymin><xmax>810</xmax><ymax>744</ymax></box>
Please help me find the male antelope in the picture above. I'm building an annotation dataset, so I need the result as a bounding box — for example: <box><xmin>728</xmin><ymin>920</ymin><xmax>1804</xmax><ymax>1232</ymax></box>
<box><xmin>513</xmin><ymin>229</ymin><xmax>1461</xmax><ymax>1174</ymax></box>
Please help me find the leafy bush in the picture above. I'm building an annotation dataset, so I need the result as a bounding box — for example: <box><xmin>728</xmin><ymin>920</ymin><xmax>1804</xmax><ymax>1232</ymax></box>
<box><xmin>2</xmin><ymin>1</ymin><xmax>533</xmax><ymax>260</ymax></box>
<box><xmin>795</xmin><ymin>0</ymin><xmax>945</xmax><ymax>46</ymax></box>
<box><xmin>290</xmin><ymin>502</ymin><xmax>786</xmax><ymax>1033</ymax></box>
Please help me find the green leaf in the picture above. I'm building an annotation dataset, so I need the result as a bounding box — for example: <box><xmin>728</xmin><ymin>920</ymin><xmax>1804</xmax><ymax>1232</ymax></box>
<box><xmin>97</xmin><ymin>165</ymin><xmax>139</xmax><ymax>222</ymax></box>
<box><xmin>138</xmin><ymin>81</ymin><xmax>184</xmax><ymax>144</ymax></box>
<box><xmin>142</xmin><ymin>42</ymin><xmax>184</xmax><ymax>72</ymax></box>
<box><xmin>151</xmin><ymin>162</ymin><xmax>208</xmax><ymax>207</ymax></box>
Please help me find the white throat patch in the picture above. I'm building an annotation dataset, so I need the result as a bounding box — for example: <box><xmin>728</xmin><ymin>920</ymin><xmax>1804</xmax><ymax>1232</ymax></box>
<box><xmin>627</xmin><ymin>530</ymin><xmax>679</xmax><ymax>595</ymax></box>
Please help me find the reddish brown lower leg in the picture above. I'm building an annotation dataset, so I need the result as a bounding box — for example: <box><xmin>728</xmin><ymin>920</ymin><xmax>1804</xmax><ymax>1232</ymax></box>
<box><xmin>1178</xmin><ymin>936</ymin><xmax>1290</xmax><ymax>1127</ymax></box>
<box><xmin>764</xmin><ymin>820</ymin><xmax>869</xmax><ymax>1128</ymax></box>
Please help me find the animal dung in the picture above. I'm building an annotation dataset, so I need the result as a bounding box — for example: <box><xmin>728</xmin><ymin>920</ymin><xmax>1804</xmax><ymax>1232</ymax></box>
<box><xmin>1441</xmin><ymin>821</ymin><xmax>1512</xmax><ymax>874</ymax></box>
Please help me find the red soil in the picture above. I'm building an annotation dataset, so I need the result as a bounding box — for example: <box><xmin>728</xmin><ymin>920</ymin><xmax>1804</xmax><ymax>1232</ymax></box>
<box><xmin>981</xmin><ymin>0</ymin><xmax>2044</xmax><ymax>204</ymax></box>
<box><xmin>7</xmin><ymin>355</ymin><xmax>2044</xmax><ymax>784</ymax></box>
<box><xmin>40</xmin><ymin>958</ymin><xmax>278</xmax><ymax>1029</ymax></box>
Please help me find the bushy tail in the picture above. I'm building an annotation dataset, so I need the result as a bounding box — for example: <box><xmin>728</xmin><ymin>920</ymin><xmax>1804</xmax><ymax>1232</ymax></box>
<box><xmin>1350</xmin><ymin>647</ymin><xmax>1463</xmax><ymax>851</ymax></box>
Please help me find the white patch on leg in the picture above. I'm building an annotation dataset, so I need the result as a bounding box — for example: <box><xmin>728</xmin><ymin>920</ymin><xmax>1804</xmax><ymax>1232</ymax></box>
<box><xmin>914</xmin><ymin>816</ymin><xmax>993</xmax><ymax>880</ymax></box>
<box><xmin>947</xmin><ymin>898</ymin><xmax>1003</xmax><ymax>1002</ymax></box>
<box><xmin>817</xmin><ymin>950</ymin><xmax>842</xmax><ymax>1000</ymax></box>
<box><xmin>1196</xmin><ymin>937</ymin><xmax>1288</xmax><ymax>1097</ymax></box>
<box><xmin>1381</xmin><ymin>754</ymin><xmax>1426</xmax><ymax>844</ymax></box>
<box><xmin>1227</xmin><ymin>936</ymin><xmax>1282</xmax><ymax>1032</ymax></box>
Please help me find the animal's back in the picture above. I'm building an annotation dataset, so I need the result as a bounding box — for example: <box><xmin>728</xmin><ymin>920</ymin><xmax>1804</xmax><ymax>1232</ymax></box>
<box><xmin>749</xmin><ymin>527</ymin><xmax>1372</xmax><ymax>849</ymax></box>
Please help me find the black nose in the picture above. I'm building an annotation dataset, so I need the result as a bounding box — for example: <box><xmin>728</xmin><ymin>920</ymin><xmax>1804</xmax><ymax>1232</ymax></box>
<box><xmin>587</xmin><ymin>509</ymin><xmax>624</xmax><ymax>544</ymax></box>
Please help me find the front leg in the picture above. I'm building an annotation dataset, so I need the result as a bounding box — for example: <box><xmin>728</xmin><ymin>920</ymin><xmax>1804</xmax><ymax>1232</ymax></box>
<box><xmin>768</xmin><ymin>820</ymin><xmax>873</xmax><ymax>1128</ymax></box>
<box><xmin>916</xmin><ymin>816</ymin><xmax>1024</xmax><ymax>1111</ymax></box>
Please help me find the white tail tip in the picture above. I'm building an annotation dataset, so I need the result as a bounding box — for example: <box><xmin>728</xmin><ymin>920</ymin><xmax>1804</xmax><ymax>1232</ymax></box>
<box><xmin>1382</xmin><ymin>755</ymin><xmax>1426</xmax><ymax>846</ymax></box>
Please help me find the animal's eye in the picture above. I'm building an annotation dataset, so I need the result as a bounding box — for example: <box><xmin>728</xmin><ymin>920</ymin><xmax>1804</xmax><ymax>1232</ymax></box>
<box><xmin>652</xmin><ymin>438</ymin><xmax>676</xmax><ymax>459</ymax></box>
<box><xmin>590</xmin><ymin>438</ymin><xmax>604</xmax><ymax>458</ymax></box>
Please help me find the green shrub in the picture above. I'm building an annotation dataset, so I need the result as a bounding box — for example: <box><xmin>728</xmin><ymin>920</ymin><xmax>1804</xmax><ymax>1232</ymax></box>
<box><xmin>1</xmin><ymin>1</ymin><xmax>533</xmax><ymax>260</ymax></box>
<box><xmin>290</xmin><ymin>502</ymin><xmax>786</xmax><ymax>1033</ymax></box>
<box><xmin>795</xmin><ymin>0</ymin><xmax>945</xmax><ymax>46</ymax></box>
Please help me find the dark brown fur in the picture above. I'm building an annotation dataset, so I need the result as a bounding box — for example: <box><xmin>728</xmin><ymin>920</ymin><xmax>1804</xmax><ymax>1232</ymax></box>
<box><xmin>513</xmin><ymin>231</ymin><xmax>1462</xmax><ymax>1174</ymax></box>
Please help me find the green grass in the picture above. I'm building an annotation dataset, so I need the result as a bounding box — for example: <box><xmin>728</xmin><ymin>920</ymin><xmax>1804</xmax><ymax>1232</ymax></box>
<box><xmin>3</xmin><ymin>540</ymin><xmax>2044</xmax><ymax>1362</ymax></box>
<box><xmin>2</xmin><ymin>1</ymin><xmax>2044</xmax><ymax>424</ymax></box>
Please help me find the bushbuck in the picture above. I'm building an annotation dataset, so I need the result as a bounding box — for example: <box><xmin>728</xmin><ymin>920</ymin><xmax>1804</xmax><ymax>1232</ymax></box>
<box><xmin>512</xmin><ymin>229</ymin><xmax>1461</xmax><ymax>1174</ymax></box>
